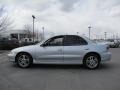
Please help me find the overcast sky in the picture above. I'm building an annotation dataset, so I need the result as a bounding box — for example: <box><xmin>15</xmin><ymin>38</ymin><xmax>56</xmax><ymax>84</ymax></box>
<box><xmin>0</xmin><ymin>0</ymin><xmax>120</xmax><ymax>38</ymax></box>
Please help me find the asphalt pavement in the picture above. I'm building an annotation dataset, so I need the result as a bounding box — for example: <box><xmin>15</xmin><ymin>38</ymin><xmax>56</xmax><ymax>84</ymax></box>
<box><xmin>0</xmin><ymin>48</ymin><xmax>120</xmax><ymax>90</ymax></box>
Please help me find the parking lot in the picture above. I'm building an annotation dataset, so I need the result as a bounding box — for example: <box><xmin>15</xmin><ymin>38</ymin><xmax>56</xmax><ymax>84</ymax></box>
<box><xmin>0</xmin><ymin>48</ymin><xmax>120</xmax><ymax>90</ymax></box>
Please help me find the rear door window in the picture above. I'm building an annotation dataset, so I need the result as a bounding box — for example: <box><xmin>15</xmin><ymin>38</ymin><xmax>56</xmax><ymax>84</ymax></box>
<box><xmin>63</xmin><ymin>35</ymin><xmax>88</xmax><ymax>46</ymax></box>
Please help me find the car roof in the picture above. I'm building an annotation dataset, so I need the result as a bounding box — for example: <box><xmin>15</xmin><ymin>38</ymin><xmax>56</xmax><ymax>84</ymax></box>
<box><xmin>51</xmin><ymin>34</ymin><xmax>93</xmax><ymax>44</ymax></box>
<box><xmin>40</xmin><ymin>34</ymin><xmax>93</xmax><ymax>45</ymax></box>
<box><xmin>53</xmin><ymin>34</ymin><xmax>85</xmax><ymax>37</ymax></box>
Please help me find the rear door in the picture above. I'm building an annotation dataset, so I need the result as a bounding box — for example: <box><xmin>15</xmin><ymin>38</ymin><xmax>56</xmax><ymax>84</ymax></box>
<box><xmin>63</xmin><ymin>35</ymin><xmax>88</xmax><ymax>63</ymax></box>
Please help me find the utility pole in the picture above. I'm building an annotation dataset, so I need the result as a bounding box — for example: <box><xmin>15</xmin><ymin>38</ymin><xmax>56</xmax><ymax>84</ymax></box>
<box><xmin>32</xmin><ymin>15</ymin><xmax>35</xmax><ymax>43</ymax></box>
<box><xmin>104</xmin><ymin>32</ymin><xmax>107</xmax><ymax>40</ymax></box>
<box><xmin>42</xmin><ymin>27</ymin><xmax>44</xmax><ymax>40</ymax></box>
<box><xmin>88</xmin><ymin>26</ymin><xmax>92</xmax><ymax>39</ymax></box>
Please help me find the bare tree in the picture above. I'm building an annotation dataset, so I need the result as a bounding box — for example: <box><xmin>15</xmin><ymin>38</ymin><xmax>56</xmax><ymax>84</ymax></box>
<box><xmin>0</xmin><ymin>6</ymin><xmax>14</xmax><ymax>32</ymax></box>
<box><xmin>24</xmin><ymin>24</ymin><xmax>33</xmax><ymax>38</ymax></box>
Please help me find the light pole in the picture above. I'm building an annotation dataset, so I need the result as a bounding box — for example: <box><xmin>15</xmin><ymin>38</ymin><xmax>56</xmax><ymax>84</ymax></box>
<box><xmin>32</xmin><ymin>15</ymin><xmax>35</xmax><ymax>43</ymax></box>
<box><xmin>88</xmin><ymin>26</ymin><xmax>91</xmax><ymax>39</ymax></box>
<box><xmin>104</xmin><ymin>32</ymin><xmax>107</xmax><ymax>40</ymax></box>
<box><xmin>42</xmin><ymin>27</ymin><xmax>44</xmax><ymax>40</ymax></box>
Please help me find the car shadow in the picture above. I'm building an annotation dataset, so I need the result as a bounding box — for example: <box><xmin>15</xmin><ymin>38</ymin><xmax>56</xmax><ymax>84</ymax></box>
<box><xmin>10</xmin><ymin>62</ymin><xmax>118</xmax><ymax>71</ymax></box>
<box><xmin>29</xmin><ymin>63</ymin><xmax>115</xmax><ymax>71</ymax></box>
<box><xmin>30</xmin><ymin>64</ymin><xmax>85</xmax><ymax>70</ymax></box>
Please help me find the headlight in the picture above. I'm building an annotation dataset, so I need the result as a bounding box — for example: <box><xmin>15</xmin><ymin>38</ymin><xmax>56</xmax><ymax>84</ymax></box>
<box><xmin>9</xmin><ymin>51</ymin><xmax>16</xmax><ymax>55</ymax></box>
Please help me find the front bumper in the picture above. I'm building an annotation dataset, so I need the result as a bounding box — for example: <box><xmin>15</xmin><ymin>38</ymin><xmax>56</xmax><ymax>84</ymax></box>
<box><xmin>101</xmin><ymin>52</ymin><xmax>111</xmax><ymax>62</ymax></box>
<box><xmin>8</xmin><ymin>53</ymin><xmax>16</xmax><ymax>62</ymax></box>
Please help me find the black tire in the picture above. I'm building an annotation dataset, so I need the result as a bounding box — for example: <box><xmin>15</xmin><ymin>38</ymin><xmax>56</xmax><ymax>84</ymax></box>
<box><xmin>83</xmin><ymin>53</ymin><xmax>100</xmax><ymax>69</ymax></box>
<box><xmin>16</xmin><ymin>53</ymin><xmax>33</xmax><ymax>68</ymax></box>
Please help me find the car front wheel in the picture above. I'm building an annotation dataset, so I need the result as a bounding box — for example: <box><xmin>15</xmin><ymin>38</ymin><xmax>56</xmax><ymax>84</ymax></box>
<box><xmin>83</xmin><ymin>54</ymin><xmax>100</xmax><ymax>69</ymax></box>
<box><xmin>16</xmin><ymin>53</ymin><xmax>33</xmax><ymax>68</ymax></box>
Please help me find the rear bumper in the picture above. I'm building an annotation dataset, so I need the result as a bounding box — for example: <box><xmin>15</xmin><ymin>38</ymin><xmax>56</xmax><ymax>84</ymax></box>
<box><xmin>101</xmin><ymin>52</ymin><xmax>111</xmax><ymax>62</ymax></box>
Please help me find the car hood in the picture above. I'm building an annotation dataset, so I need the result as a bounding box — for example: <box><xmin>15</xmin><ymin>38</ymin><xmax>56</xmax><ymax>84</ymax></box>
<box><xmin>12</xmin><ymin>45</ymin><xmax>36</xmax><ymax>53</ymax></box>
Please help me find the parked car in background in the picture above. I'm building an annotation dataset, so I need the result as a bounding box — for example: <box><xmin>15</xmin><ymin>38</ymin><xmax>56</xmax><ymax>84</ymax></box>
<box><xmin>20</xmin><ymin>38</ymin><xmax>39</xmax><ymax>46</ymax></box>
<box><xmin>0</xmin><ymin>38</ymin><xmax>19</xmax><ymax>50</ymax></box>
<box><xmin>8</xmin><ymin>35</ymin><xmax>111</xmax><ymax>69</ymax></box>
<box><xmin>107</xmin><ymin>39</ymin><xmax>120</xmax><ymax>48</ymax></box>
<box><xmin>96</xmin><ymin>39</ymin><xmax>120</xmax><ymax>48</ymax></box>
<box><xmin>21</xmin><ymin>38</ymin><xmax>33</xmax><ymax>43</ymax></box>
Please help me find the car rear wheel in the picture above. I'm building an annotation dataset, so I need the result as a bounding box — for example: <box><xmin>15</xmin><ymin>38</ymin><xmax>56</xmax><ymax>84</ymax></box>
<box><xmin>16</xmin><ymin>53</ymin><xmax>33</xmax><ymax>68</ymax></box>
<box><xmin>83</xmin><ymin>54</ymin><xmax>100</xmax><ymax>69</ymax></box>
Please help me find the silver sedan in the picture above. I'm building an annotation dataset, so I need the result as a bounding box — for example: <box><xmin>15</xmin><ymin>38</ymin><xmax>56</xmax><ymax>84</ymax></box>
<box><xmin>8</xmin><ymin>35</ymin><xmax>111</xmax><ymax>69</ymax></box>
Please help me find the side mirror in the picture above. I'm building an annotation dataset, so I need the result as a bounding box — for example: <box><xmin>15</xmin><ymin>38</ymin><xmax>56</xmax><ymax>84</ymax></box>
<box><xmin>41</xmin><ymin>43</ymin><xmax>46</xmax><ymax>47</ymax></box>
<box><xmin>41</xmin><ymin>42</ymin><xmax>50</xmax><ymax>47</ymax></box>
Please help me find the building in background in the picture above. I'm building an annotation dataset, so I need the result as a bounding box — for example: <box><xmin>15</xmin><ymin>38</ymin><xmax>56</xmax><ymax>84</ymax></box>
<box><xmin>0</xmin><ymin>30</ymin><xmax>42</xmax><ymax>42</ymax></box>
<box><xmin>0</xmin><ymin>30</ymin><xmax>27</xmax><ymax>40</ymax></box>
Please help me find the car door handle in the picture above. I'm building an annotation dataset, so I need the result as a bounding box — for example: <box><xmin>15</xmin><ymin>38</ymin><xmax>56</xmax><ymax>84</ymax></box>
<box><xmin>85</xmin><ymin>48</ymin><xmax>89</xmax><ymax>50</ymax></box>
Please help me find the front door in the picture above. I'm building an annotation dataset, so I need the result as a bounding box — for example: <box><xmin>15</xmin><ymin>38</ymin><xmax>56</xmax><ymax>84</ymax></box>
<box><xmin>35</xmin><ymin>36</ymin><xmax>64</xmax><ymax>63</ymax></box>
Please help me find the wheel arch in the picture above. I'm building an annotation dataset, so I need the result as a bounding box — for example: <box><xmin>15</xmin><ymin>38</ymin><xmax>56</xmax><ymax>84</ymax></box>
<box><xmin>15</xmin><ymin>52</ymin><xmax>33</xmax><ymax>62</ymax></box>
<box><xmin>83</xmin><ymin>52</ymin><xmax>101</xmax><ymax>62</ymax></box>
